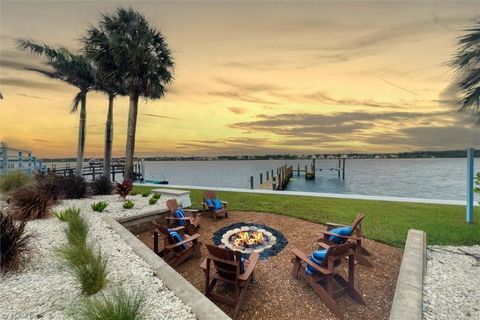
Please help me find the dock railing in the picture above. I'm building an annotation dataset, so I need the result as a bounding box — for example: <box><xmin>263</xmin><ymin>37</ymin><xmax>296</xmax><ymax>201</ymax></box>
<box><xmin>252</xmin><ymin>164</ymin><xmax>293</xmax><ymax>190</ymax></box>
<box><xmin>0</xmin><ymin>142</ymin><xmax>46</xmax><ymax>175</ymax></box>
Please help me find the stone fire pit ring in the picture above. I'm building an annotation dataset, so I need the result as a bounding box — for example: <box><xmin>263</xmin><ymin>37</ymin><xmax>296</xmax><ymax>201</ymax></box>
<box><xmin>213</xmin><ymin>223</ymin><xmax>288</xmax><ymax>260</ymax></box>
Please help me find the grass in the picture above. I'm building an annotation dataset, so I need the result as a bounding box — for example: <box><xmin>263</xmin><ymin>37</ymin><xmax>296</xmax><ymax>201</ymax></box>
<box><xmin>0</xmin><ymin>171</ymin><xmax>31</xmax><ymax>192</ymax></box>
<box><xmin>74</xmin><ymin>288</ymin><xmax>145</xmax><ymax>320</ymax></box>
<box><xmin>58</xmin><ymin>209</ymin><xmax>108</xmax><ymax>296</ymax></box>
<box><xmin>55</xmin><ymin>207</ymin><xmax>81</xmax><ymax>222</ymax></box>
<box><xmin>133</xmin><ymin>186</ymin><xmax>480</xmax><ymax>247</ymax></box>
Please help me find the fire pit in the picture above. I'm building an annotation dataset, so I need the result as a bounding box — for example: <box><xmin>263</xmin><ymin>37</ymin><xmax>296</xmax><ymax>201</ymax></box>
<box><xmin>214</xmin><ymin>223</ymin><xmax>287</xmax><ymax>259</ymax></box>
<box><xmin>221</xmin><ymin>226</ymin><xmax>277</xmax><ymax>253</ymax></box>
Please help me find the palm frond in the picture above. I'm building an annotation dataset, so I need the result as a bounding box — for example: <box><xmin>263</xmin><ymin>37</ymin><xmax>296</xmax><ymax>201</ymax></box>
<box><xmin>71</xmin><ymin>91</ymin><xmax>85</xmax><ymax>113</ymax></box>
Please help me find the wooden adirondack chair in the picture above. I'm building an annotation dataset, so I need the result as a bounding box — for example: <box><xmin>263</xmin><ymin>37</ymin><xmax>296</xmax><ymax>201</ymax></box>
<box><xmin>165</xmin><ymin>199</ymin><xmax>201</xmax><ymax>235</ymax></box>
<box><xmin>153</xmin><ymin>222</ymin><xmax>202</xmax><ymax>268</ymax></box>
<box><xmin>291</xmin><ymin>243</ymin><xmax>365</xmax><ymax>320</ymax></box>
<box><xmin>318</xmin><ymin>213</ymin><xmax>372</xmax><ymax>267</ymax></box>
<box><xmin>202</xmin><ymin>191</ymin><xmax>228</xmax><ymax>220</ymax></box>
<box><xmin>200</xmin><ymin>244</ymin><xmax>259</xmax><ymax>320</ymax></box>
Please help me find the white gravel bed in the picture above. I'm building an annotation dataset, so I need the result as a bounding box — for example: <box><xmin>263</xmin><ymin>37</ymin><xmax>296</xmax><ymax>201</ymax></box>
<box><xmin>0</xmin><ymin>195</ymin><xmax>196</xmax><ymax>320</ymax></box>
<box><xmin>423</xmin><ymin>245</ymin><xmax>480</xmax><ymax>320</ymax></box>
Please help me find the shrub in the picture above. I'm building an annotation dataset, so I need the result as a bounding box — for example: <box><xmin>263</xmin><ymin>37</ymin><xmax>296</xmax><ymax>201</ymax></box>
<box><xmin>66</xmin><ymin>210</ymin><xmax>88</xmax><ymax>246</ymax></box>
<box><xmin>115</xmin><ymin>180</ymin><xmax>132</xmax><ymax>199</ymax></box>
<box><xmin>122</xmin><ymin>200</ymin><xmax>134</xmax><ymax>209</ymax></box>
<box><xmin>0</xmin><ymin>171</ymin><xmax>31</xmax><ymax>193</ymax></box>
<box><xmin>0</xmin><ymin>212</ymin><xmax>33</xmax><ymax>273</ymax></box>
<box><xmin>148</xmin><ymin>197</ymin><xmax>158</xmax><ymax>205</ymax></box>
<box><xmin>91</xmin><ymin>201</ymin><xmax>109</xmax><ymax>213</ymax></box>
<box><xmin>151</xmin><ymin>193</ymin><xmax>161</xmax><ymax>200</ymax></box>
<box><xmin>35</xmin><ymin>172</ymin><xmax>63</xmax><ymax>201</ymax></box>
<box><xmin>141</xmin><ymin>191</ymin><xmax>150</xmax><ymax>197</ymax></box>
<box><xmin>10</xmin><ymin>184</ymin><xmax>54</xmax><ymax>220</ymax></box>
<box><xmin>74</xmin><ymin>288</ymin><xmax>145</xmax><ymax>320</ymax></box>
<box><xmin>92</xmin><ymin>176</ymin><xmax>113</xmax><ymax>196</ymax></box>
<box><xmin>54</xmin><ymin>207</ymin><xmax>81</xmax><ymax>222</ymax></box>
<box><xmin>129</xmin><ymin>190</ymin><xmax>139</xmax><ymax>196</ymax></box>
<box><xmin>62</xmin><ymin>175</ymin><xmax>88</xmax><ymax>199</ymax></box>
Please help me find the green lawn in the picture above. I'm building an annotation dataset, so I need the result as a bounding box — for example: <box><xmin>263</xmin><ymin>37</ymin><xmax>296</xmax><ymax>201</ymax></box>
<box><xmin>134</xmin><ymin>186</ymin><xmax>480</xmax><ymax>248</ymax></box>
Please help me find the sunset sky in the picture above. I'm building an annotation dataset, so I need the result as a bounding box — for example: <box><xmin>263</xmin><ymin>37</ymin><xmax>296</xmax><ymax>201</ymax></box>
<box><xmin>1</xmin><ymin>0</ymin><xmax>480</xmax><ymax>158</ymax></box>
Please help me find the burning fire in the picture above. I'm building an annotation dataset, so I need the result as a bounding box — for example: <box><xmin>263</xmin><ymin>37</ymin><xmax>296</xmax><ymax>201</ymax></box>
<box><xmin>233</xmin><ymin>231</ymin><xmax>265</xmax><ymax>247</ymax></box>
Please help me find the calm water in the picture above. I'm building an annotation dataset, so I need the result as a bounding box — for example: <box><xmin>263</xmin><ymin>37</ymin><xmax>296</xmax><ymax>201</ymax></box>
<box><xmin>49</xmin><ymin>158</ymin><xmax>477</xmax><ymax>201</ymax></box>
<box><xmin>144</xmin><ymin>158</ymin><xmax>477</xmax><ymax>201</ymax></box>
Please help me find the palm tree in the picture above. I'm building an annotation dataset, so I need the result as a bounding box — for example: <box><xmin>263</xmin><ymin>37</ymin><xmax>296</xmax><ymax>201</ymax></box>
<box><xmin>451</xmin><ymin>21</ymin><xmax>480</xmax><ymax>121</ymax></box>
<box><xmin>18</xmin><ymin>40</ymin><xmax>94</xmax><ymax>175</ymax></box>
<box><xmin>83</xmin><ymin>27</ymin><xmax>128</xmax><ymax>182</ymax></box>
<box><xmin>86</xmin><ymin>8</ymin><xmax>174</xmax><ymax>180</ymax></box>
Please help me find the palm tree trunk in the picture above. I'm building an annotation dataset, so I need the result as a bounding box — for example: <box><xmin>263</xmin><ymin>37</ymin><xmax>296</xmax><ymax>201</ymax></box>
<box><xmin>76</xmin><ymin>93</ymin><xmax>86</xmax><ymax>176</ymax></box>
<box><xmin>103</xmin><ymin>94</ymin><xmax>114</xmax><ymax>181</ymax></box>
<box><xmin>124</xmin><ymin>92</ymin><xmax>139</xmax><ymax>181</ymax></box>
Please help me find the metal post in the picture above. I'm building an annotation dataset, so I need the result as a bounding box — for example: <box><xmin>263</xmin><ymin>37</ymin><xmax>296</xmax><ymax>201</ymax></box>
<box><xmin>466</xmin><ymin>148</ymin><xmax>475</xmax><ymax>224</ymax></box>
<box><xmin>250</xmin><ymin>176</ymin><xmax>254</xmax><ymax>189</ymax></box>
<box><xmin>260</xmin><ymin>173</ymin><xmax>263</xmax><ymax>184</ymax></box>
<box><xmin>1</xmin><ymin>144</ymin><xmax>7</xmax><ymax>174</ymax></box>
<box><xmin>140</xmin><ymin>158</ymin><xmax>145</xmax><ymax>182</ymax></box>
<box><xmin>18</xmin><ymin>151</ymin><xmax>23</xmax><ymax>169</ymax></box>
<box><xmin>342</xmin><ymin>158</ymin><xmax>346</xmax><ymax>180</ymax></box>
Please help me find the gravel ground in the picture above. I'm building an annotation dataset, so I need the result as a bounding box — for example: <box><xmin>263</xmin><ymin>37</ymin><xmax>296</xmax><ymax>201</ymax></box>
<box><xmin>138</xmin><ymin>211</ymin><xmax>403</xmax><ymax>320</ymax></box>
<box><xmin>0</xmin><ymin>195</ymin><xmax>195</xmax><ymax>320</ymax></box>
<box><xmin>424</xmin><ymin>245</ymin><xmax>480</xmax><ymax>320</ymax></box>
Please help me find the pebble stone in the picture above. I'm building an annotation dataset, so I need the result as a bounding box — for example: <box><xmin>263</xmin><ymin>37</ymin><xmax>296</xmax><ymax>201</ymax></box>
<box><xmin>0</xmin><ymin>195</ymin><xmax>196</xmax><ymax>320</ymax></box>
<box><xmin>423</xmin><ymin>245</ymin><xmax>480</xmax><ymax>320</ymax></box>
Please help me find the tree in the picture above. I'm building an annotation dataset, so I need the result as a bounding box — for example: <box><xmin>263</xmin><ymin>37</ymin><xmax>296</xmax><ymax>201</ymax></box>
<box><xmin>83</xmin><ymin>27</ymin><xmax>128</xmax><ymax>182</ymax></box>
<box><xmin>451</xmin><ymin>21</ymin><xmax>480</xmax><ymax>122</ymax></box>
<box><xmin>87</xmin><ymin>8</ymin><xmax>174</xmax><ymax>180</ymax></box>
<box><xmin>18</xmin><ymin>40</ymin><xmax>94</xmax><ymax>175</ymax></box>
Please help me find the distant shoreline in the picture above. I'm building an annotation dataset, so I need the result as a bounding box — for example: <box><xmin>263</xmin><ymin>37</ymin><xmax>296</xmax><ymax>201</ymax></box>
<box><xmin>41</xmin><ymin>150</ymin><xmax>478</xmax><ymax>162</ymax></box>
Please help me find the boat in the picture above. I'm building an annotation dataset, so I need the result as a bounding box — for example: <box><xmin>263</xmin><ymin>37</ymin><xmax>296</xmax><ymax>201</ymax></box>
<box><xmin>144</xmin><ymin>179</ymin><xmax>169</xmax><ymax>185</ymax></box>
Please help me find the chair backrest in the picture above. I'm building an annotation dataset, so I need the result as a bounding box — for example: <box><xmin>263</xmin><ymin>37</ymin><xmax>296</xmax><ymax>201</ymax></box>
<box><xmin>166</xmin><ymin>199</ymin><xmax>179</xmax><ymax>214</ymax></box>
<box><xmin>350</xmin><ymin>213</ymin><xmax>365</xmax><ymax>232</ymax></box>
<box><xmin>206</xmin><ymin>244</ymin><xmax>242</xmax><ymax>280</ymax></box>
<box><xmin>204</xmin><ymin>190</ymin><xmax>216</xmax><ymax>201</ymax></box>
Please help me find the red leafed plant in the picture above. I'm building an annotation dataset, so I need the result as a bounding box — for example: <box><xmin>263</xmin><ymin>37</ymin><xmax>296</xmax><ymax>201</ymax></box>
<box><xmin>115</xmin><ymin>180</ymin><xmax>132</xmax><ymax>199</ymax></box>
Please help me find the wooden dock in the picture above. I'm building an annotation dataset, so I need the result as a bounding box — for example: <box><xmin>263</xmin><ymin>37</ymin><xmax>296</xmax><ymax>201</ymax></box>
<box><xmin>47</xmin><ymin>159</ymin><xmax>145</xmax><ymax>181</ymax></box>
<box><xmin>251</xmin><ymin>164</ymin><xmax>293</xmax><ymax>190</ymax></box>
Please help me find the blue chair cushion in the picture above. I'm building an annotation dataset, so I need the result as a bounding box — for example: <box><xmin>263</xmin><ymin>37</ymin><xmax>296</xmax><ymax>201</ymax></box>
<box><xmin>206</xmin><ymin>199</ymin><xmax>214</xmax><ymax>208</ymax></box>
<box><xmin>305</xmin><ymin>249</ymin><xmax>327</xmax><ymax>276</ymax></box>
<box><xmin>174</xmin><ymin>208</ymin><xmax>187</xmax><ymax>226</ymax></box>
<box><xmin>328</xmin><ymin>226</ymin><xmax>353</xmax><ymax>244</ymax></box>
<box><xmin>168</xmin><ymin>229</ymin><xmax>186</xmax><ymax>252</ymax></box>
<box><xmin>240</xmin><ymin>256</ymin><xmax>245</xmax><ymax>274</ymax></box>
<box><xmin>213</xmin><ymin>198</ymin><xmax>223</xmax><ymax>210</ymax></box>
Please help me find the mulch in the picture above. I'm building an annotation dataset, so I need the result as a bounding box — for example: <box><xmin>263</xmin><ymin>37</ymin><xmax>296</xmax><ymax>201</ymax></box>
<box><xmin>137</xmin><ymin>211</ymin><xmax>402</xmax><ymax>320</ymax></box>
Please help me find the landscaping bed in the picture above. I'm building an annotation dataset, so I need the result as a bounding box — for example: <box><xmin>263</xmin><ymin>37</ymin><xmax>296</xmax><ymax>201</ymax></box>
<box><xmin>138</xmin><ymin>210</ymin><xmax>403</xmax><ymax>320</ymax></box>
<box><xmin>0</xmin><ymin>195</ymin><xmax>195</xmax><ymax>320</ymax></box>
<box><xmin>424</xmin><ymin>245</ymin><xmax>480</xmax><ymax>319</ymax></box>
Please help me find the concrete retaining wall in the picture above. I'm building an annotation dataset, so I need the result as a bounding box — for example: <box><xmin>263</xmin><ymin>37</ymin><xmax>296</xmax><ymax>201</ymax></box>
<box><xmin>389</xmin><ymin>229</ymin><xmax>426</xmax><ymax>320</ymax></box>
<box><xmin>103</xmin><ymin>216</ymin><xmax>231</xmax><ymax>320</ymax></box>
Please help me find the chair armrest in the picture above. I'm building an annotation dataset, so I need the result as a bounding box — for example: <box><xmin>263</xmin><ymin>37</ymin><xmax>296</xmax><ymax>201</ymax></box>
<box><xmin>165</xmin><ymin>233</ymin><xmax>200</xmax><ymax>249</ymax></box>
<box><xmin>240</xmin><ymin>252</ymin><xmax>259</xmax><ymax>280</ymax></box>
<box><xmin>291</xmin><ymin>248</ymin><xmax>332</xmax><ymax>275</ymax></box>
<box><xmin>184</xmin><ymin>209</ymin><xmax>199</xmax><ymax>213</ymax></box>
<box><xmin>326</xmin><ymin>222</ymin><xmax>348</xmax><ymax>228</ymax></box>
<box><xmin>320</xmin><ymin>230</ymin><xmax>361</xmax><ymax>241</ymax></box>
<box><xmin>165</xmin><ymin>216</ymin><xmax>193</xmax><ymax>221</ymax></box>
